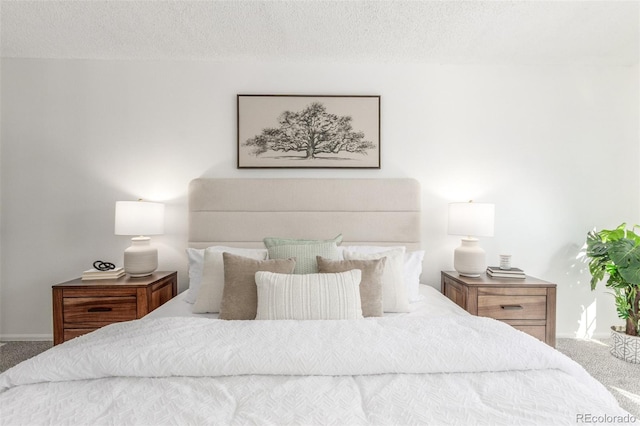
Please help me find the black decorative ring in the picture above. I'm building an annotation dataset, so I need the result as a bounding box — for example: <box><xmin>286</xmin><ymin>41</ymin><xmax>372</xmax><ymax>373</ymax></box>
<box><xmin>93</xmin><ymin>260</ymin><xmax>116</xmax><ymax>271</ymax></box>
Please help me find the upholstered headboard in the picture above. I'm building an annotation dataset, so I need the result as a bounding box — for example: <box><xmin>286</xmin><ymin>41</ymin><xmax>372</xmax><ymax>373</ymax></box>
<box><xmin>188</xmin><ymin>178</ymin><xmax>421</xmax><ymax>250</ymax></box>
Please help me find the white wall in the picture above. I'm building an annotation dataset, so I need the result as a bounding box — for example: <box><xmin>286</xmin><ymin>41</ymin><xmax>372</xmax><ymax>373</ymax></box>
<box><xmin>1</xmin><ymin>58</ymin><xmax>638</xmax><ymax>339</ymax></box>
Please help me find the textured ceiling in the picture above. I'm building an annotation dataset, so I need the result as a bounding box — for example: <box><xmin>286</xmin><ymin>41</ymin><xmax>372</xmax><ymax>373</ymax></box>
<box><xmin>1</xmin><ymin>1</ymin><xmax>638</xmax><ymax>65</ymax></box>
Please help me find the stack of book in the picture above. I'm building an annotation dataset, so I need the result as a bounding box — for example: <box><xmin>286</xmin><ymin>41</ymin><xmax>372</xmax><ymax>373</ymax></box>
<box><xmin>486</xmin><ymin>266</ymin><xmax>526</xmax><ymax>279</ymax></box>
<box><xmin>81</xmin><ymin>267</ymin><xmax>125</xmax><ymax>280</ymax></box>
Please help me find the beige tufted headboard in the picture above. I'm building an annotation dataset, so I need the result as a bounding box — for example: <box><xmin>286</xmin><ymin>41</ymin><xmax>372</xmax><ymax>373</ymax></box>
<box><xmin>188</xmin><ymin>178</ymin><xmax>421</xmax><ymax>250</ymax></box>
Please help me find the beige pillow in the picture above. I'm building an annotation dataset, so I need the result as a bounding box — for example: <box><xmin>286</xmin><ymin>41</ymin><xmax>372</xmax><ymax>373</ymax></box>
<box><xmin>219</xmin><ymin>253</ymin><xmax>296</xmax><ymax>320</ymax></box>
<box><xmin>316</xmin><ymin>256</ymin><xmax>385</xmax><ymax>317</ymax></box>
<box><xmin>254</xmin><ymin>270</ymin><xmax>363</xmax><ymax>320</ymax></box>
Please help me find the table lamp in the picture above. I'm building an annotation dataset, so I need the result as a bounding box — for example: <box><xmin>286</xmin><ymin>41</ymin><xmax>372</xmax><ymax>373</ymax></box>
<box><xmin>115</xmin><ymin>200</ymin><xmax>165</xmax><ymax>277</ymax></box>
<box><xmin>448</xmin><ymin>201</ymin><xmax>495</xmax><ymax>277</ymax></box>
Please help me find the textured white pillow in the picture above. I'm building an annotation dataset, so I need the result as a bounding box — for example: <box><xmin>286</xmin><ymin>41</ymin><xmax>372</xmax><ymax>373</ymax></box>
<box><xmin>341</xmin><ymin>246</ymin><xmax>425</xmax><ymax>303</ymax></box>
<box><xmin>343</xmin><ymin>248</ymin><xmax>409</xmax><ymax>313</ymax></box>
<box><xmin>255</xmin><ymin>270</ymin><xmax>363</xmax><ymax>320</ymax></box>
<box><xmin>192</xmin><ymin>247</ymin><xmax>268</xmax><ymax>313</ymax></box>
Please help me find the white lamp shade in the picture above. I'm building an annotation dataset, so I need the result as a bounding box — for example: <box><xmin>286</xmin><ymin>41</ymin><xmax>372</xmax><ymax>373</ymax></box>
<box><xmin>115</xmin><ymin>201</ymin><xmax>165</xmax><ymax>236</ymax></box>
<box><xmin>448</xmin><ymin>202</ymin><xmax>495</xmax><ymax>237</ymax></box>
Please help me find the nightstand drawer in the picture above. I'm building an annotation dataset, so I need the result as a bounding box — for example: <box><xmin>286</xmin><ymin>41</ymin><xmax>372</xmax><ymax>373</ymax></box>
<box><xmin>64</xmin><ymin>328</ymin><xmax>97</xmax><ymax>341</ymax></box>
<box><xmin>478</xmin><ymin>295</ymin><xmax>546</xmax><ymax>320</ymax></box>
<box><xmin>63</xmin><ymin>296</ymin><xmax>137</xmax><ymax>325</ymax></box>
<box><xmin>510</xmin><ymin>325</ymin><xmax>547</xmax><ymax>342</ymax></box>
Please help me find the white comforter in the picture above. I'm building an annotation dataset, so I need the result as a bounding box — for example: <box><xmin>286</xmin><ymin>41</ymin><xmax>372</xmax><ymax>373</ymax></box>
<box><xmin>0</xmin><ymin>315</ymin><xmax>629</xmax><ymax>425</ymax></box>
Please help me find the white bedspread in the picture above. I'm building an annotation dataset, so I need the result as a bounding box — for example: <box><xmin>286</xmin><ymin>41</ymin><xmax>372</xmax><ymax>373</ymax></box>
<box><xmin>0</xmin><ymin>315</ymin><xmax>629</xmax><ymax>425</ymax></box>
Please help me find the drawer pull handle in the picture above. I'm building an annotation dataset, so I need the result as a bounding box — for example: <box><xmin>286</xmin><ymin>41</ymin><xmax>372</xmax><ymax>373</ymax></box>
<box><xmin>501</xmin><ymin>305</ymin><xmax>524</xmax><ymax>310</ymax></box>
<box><xmin>87</xmin><ymin>307</ymin><xmax>112</xmax><ymax>313</ymax></box>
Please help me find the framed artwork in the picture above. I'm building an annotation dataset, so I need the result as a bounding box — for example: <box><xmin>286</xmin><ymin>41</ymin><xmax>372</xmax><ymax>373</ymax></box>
<box><xmin>237</xmin><ymin>95</ymin><xmax>380</xmax><ymax>169</ymax></box>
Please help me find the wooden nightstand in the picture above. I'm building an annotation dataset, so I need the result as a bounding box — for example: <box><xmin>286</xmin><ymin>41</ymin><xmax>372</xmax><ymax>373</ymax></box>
<box><xmin>441</xmin><ymin>271</ymin><xmax>557</xmax><ymax>347</ymax></box>
<box><xmin>52</xmin><ymin>271</ymin><xmax>177</xmax><ymax>345</ymax></box>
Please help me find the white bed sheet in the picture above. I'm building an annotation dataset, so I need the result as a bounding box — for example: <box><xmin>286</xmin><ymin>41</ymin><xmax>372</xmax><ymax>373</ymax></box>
<box><xmin>144</xmin><ymin>283</ymin><xmax>467</xmax><ymax>320</ymax></box>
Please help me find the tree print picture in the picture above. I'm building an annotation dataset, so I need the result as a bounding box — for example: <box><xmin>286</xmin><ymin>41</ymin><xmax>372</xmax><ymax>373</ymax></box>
<box><xmin>237</xmin><ymin>95</ymin><xmax>380</xmax><ymax>168</ymax></box>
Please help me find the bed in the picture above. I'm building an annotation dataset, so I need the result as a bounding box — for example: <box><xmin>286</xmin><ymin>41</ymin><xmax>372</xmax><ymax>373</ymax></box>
<box><xmin>0</xmin><ymin>178</ymin><xmax>631</xmax><ymax>425</ymax></box>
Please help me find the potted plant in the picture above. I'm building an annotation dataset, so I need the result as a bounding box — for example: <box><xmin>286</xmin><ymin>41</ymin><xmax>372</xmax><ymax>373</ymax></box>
<box><xmin>585</xmin><ymin>223</ymin><xmax>640</xmax><ymax>363</ymax></box>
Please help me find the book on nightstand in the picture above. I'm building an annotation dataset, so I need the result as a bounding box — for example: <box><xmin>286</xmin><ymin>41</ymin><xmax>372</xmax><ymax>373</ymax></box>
<box><xmin>81</xmin><ymin>267</ymin><xmax>125</xmax><ymax>280</ymax></box>
<box><xmin>486</xmin><ymin>266</ymin><xmax>526</xmax><ymax>279</ymax></box>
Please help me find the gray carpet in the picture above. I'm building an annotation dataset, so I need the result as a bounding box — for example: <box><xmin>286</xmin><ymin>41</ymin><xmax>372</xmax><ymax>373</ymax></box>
<box><xmin>556</xmin><ymin>337</ymin><xmax>639</xmax><ymax>418</ymax></box>
<box><xmin>0</xmin><ymin>339</ymin><xmax>638</xmax><ymax>417</ymax></box>
<box><xmin>0</xmin><ymin>341</ymin><xmax>53</xmax><ymax>372</ymax></box>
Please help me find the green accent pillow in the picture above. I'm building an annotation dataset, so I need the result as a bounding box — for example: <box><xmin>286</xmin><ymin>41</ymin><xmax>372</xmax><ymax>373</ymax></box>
<box><xmin>264</xmin><ymin>235</ymin><xmax>342</xmax><ymax>274</ymax></box>
<box><xmin>263</xmin><ymin>234</ymin><xmax>343</xmax><ymax>248</ymax></box>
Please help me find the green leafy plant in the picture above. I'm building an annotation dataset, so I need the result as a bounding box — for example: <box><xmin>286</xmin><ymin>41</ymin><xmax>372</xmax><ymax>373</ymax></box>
<box><xmin>585</xmin><ymin>223</ymin><xmax>640</xmax><ymax>336</ymax></box>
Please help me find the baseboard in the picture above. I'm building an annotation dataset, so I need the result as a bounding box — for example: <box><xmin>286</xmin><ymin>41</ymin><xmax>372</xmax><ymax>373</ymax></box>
<box><xmin>556</xmin><ymin>332</ymin><xmax>611</xmax><ymax>340</ymax></box>
<box><xmin>0</xmin><ymin>334</ymin><xmax>53</xmax><ymax>342</ymax></box>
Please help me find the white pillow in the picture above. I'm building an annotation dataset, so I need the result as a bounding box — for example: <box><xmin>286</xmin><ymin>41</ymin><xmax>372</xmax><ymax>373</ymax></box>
<box><xmin>341</xmin><ymin>246</ymin><xmax>425</xmax><ymax>303</ymax></box>
<box><xmin>403</xmin><ymin>250</ymin><xmax>425</xmax><ymax>302</ymax></box>
<box><xmin>185</xmin><ymin>248</ymin><xmax>206</xmax><ymax>304</ymax></box>
<box><xmin>343</xmin><ymin>248</ymin><xmax>409</xmax><ymax>313</ymax></box>
<box><xmin>339</xmin><ymin>245</ymin><xmax>402</xmax><ymax>256</ymax></box>
<box><xmin>191</xmin><ymin>247</ymin><xmax>268</xmax><ymax>313</ymax></box>
<box><xmin>255</xmin><ymin>270</ymin><xmax>363</xmax><ymax>320</ymax></box>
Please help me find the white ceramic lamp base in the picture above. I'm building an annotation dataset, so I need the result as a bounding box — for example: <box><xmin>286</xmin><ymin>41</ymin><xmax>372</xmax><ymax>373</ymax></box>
<box><xmin>124</xmin><ymin>237</ymin><xmax>158</xmax><ymax>277</ymax></box>
<box><xmin>454</xmin><ymin>238</ymin><xmax>486</xmax><ymax>277</ymax></box>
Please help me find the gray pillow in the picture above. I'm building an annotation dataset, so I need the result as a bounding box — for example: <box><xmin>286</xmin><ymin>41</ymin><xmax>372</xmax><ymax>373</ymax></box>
<box><xmin>316</xmin><ymin>256</ymin><xmax>385</xmax><ymax>317</ymax></box>
<box><xmin>219</xmin><ymin>252</ymin><xmax>296</xmax><ymax>320</ymax></box>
